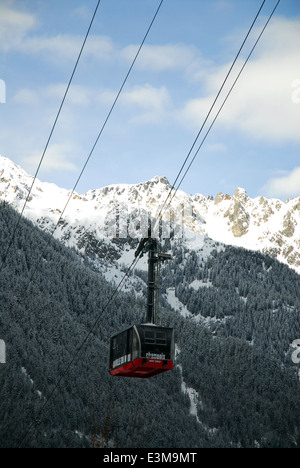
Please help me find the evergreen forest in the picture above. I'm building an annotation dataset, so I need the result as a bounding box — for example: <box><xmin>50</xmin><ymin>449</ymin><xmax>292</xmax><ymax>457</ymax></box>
<box><xmin>0</xmin><ymin>201</ymin><xmax>299</xmax><ymax>448</ymax></box>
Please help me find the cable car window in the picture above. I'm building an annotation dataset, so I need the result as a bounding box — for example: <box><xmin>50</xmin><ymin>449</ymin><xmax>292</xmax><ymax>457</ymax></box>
<box><xmin>114</xmin><ymin>332</ymin><xmax>127</xmax><ymax>357</ymax></box>
<box><xmin>144</xmin><ymin>330</ymin><xmax>167</xmax><ymax>346</ymax></box>
<box><xmin>145</xmin><ymin>331</ymin><xmax>155</xmax><ymax>344</ymax></box>
<box><xmin>156</xmin><ymin>332</ymin><xmax>167</xmax><ymax>345</ymax></box>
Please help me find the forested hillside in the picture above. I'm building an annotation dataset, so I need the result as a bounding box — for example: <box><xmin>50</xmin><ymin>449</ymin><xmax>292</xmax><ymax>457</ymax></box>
<box><xmin>163</xmin><ymin>242</ymin><xmax>300</xmax><ymax>367</ymax></box>
<box><xmin>161</xmin><ymin>242</ymin><xmax>300</xmax><ymax>447</ymax></box>
<box><xmin>0</xmin><ymin>202</ymin><xmax>299</xmax><ymax>448</ymax></box>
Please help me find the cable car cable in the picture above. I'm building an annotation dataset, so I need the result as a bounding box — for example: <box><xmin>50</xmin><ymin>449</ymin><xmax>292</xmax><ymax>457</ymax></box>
<box><xmin>18</xmin><ymin>254</ymin><xmax>140</xmax><ymax>448</ymax></box>
<box><xmin>172</xmin><ymin>0</ymin><xmax>281</xmax><ymax>200</ymax></box>
<box><xmin>18</xmin><ymin>0</ymin><xmax>165</xmax><ymax>442</ymax></box>
<box><xmin>150</xmin><ymin>0</ymin><xmax>267</xmax><ymax>234</ymax></box>
<box><xmin>24</xmin><ymin>0</ymin><xmax>165</xmax><ymax>290</ymax></box>
<box><xmin>0</xmin><ymin>0</ymin><xmax>102</xmax><ymax>273</ymax></box>
<box><xmin>17</xmin><ymin>0</ymin><xmax>279</xmax><ymax>446</ymax></box>
<box><xmin>17</xmin><ymin>1</ymin><xmax>165</xmax><ymax>446</ymax></box>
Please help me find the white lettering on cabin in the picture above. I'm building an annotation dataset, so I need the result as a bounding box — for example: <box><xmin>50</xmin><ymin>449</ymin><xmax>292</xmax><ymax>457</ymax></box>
<box><xmin>146</xmin><ymin>352</ymin><xmax>165</xmax><ymax>360</ymax></box>
<box><xmin>113</xmin><ymin>354</ymin><xmax>131</xmax><ymax>368</ymax></box>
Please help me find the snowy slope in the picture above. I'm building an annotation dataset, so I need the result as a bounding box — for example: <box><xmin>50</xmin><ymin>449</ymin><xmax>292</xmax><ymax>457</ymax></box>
<box><xmin>0</xmin><ymin>154</ymin><xmax>299</xmax><ymax>274</ymax></box>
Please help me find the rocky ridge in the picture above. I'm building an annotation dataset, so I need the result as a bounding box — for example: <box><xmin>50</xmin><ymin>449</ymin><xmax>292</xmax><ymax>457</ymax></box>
<box><xmin>0</xmin><ymin>154</ymin><xmax>299</xmax><ymax>274</ymax></box>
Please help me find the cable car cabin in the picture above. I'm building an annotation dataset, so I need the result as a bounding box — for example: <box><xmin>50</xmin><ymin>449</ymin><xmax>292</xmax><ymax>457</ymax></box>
<box><xmin>109</xmin><ymin>324</ymin><xmax>175</xmax><ymax>378</ymax></box>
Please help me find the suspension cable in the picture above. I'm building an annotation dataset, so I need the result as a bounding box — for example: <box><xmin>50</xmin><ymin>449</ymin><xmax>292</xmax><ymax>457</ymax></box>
<box><xmin>25</xmin><ymin>0</ymin><xmax>165</xmax><ymax>289</ymax></box>
<box><xmin>17</xmin><ymin>0</ymin><xmax>165</xmax><ymax>446</ymax></box>
<box><xmin>0</xmin><ymin>0</ymin><xmax>102</xmax><ymax>272</ymax></box>
<box><xmin>173</xmin><ymin>0</ymin><xmax>281</xmax><ymax>198</ymax></box>
<box><xmin>151</xmin><ymin>0</ymin><xmax>269</xmax><ymax>233</ymax></box>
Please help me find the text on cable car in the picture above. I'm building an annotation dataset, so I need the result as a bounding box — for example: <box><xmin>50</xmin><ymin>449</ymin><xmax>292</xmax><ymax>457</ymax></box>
<box><xmin>146</xmin><ymin>352</ymin><xmax>165</xmax><ymax>360</ymax></box>
<box><xmin>112</xmin><ymin>354</ymin><xmax>131</xmax><ymax>368</ymax></box>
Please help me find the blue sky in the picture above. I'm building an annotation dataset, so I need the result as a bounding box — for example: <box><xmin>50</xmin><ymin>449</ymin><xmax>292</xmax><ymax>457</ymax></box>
<box><xmin>0</xmin><ymin>0</ymin><xmax>299</xmax><ymax>201</ymax></box>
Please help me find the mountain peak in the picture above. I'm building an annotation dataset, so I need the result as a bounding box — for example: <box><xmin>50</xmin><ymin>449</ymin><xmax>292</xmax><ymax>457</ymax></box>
<box><xmin>137</xmin><ymin>175</ymin><xmax>171</xmax><ymax>191</ymax></box>
<box><xmin>234</xmin><ymin>187</ymin><xmax>249</xmax><ymax>202</ymax></box>
<box><xmin>0</xmin><ymin>153</ymin><xmax>24</xmax><ymax>175</ymax></box>
<box><xmin>150</xmin><ymin>175</ymin><xmax>170</xmax><ymax>185</ymax></box>
<box><xmin>0</xmin><ymin>154</ymin><xmax>299</xmax><ymax>274</ymax></box>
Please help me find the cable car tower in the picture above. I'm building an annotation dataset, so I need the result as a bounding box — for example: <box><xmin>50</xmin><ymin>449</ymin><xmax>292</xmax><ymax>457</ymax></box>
<box><xmin>109</xmin><ymin>236</ymin><xmax>175</xmax><ymax>378</ymax></box>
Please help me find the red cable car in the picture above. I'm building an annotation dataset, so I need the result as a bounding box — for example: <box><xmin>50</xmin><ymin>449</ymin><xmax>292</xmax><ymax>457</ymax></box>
<box><xmin>109</xmin><ymin>324</ymin><xmax>175</xmax><ymax>378</ymax></box>
<box><xmin>109</xmin><ymin>236</ymin><xmax>175</xmax><ymax>378</ymax></box>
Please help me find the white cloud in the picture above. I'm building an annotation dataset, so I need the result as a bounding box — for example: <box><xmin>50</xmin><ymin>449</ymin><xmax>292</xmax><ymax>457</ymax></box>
<box><xmin>0</xmin><ymin>3</ymin><xmax>36</xmax><ymax>52</ymax></box>
<box><xmin>13</xmin><ymin>88</ymin><xmax>41</xmax><ymax>106</ymax></box>
<box><xmin>44</xmin><ymin>84</ymin><xmax>93</xmax><ymax>107</ymax></box>
<box><xmin>179</xmin><ymin>17</ymin><xmax>300</xmax><ymax>144</ymax></box>
<box><xmin>22</xmin><ymin>144</ymin><xmax>78</xmax><ymax>174</ymax></box>
<box><xmin>121</xmin><ymin>43</ymin><xmax>200</xmax><ymax>72</ymax></box>
<box><xmin>13</xmin><ymin>83</ymin><xmax>95</xmax><ymax>109</ymax></box>
<box><xmin>0</xmin><ymin>2</ymin><xmax>114</xmax><ymax>63</ymax></box>
<box><xmin>96</xmin><ymin>84</ymin><xmax>172</xmax><ymax>125</ymax></box>
<box><xmin>213</xmin><ymin>1</ymin><xmax>233</xmax><ymax>8</ymax></box>
<box><xmin>13</xmin><ymin>34</ymin><xmax>115</xmax><ymax>64</ymax></box>
<box><xmin>261</xmin><ymin>167</ymin><xmax>300</xmax><ymax>200</ymax></box>
<box><xmin>206</xmin><ymin>143</ymin><xmax>227</xmax><ymax>153</ymax></box>
<box><xmin>85</xmin><ymin>35</ymin><xmax>115</xmax><ymax>61</ymax></box>
<box><xmin>120</xmin><ymin>84</ymin><xmax>171</xmax><ymax>117</ymax></box>
<box><xmin>18</xmin><ymin>34</ymin><xmax>82</xmax><ymax>60</ymax></box>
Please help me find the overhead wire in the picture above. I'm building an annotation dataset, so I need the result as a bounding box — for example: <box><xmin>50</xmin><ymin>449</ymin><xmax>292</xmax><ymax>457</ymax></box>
<box><xmin>18</xmin><ymin>254</ymin><xmax>140</xmax><ymax>448</ymax></box>
<box><xmin>25</xmin><ymin>0</ymin><xmax>164</xmax><ymax>288</ymax></box>
<box><xmin>173</xmin><ymin>0</ymin><xmax>281</xmax><ymax>197</ymax></box>
<box><xmin>0</xmin><ymin>0</ymin><xmax>102</xmax><ymax>272</ymax></box>
<box><xmin>151</xmin><ymin>0</ymin><xmax>268</xmax><ymax>234</ymax></box>
<box><xmin>17</xmin><ymin>0</ymin><xmax>165</xmax><ymax>447</ymax></box>
<box><xmin>17</xmin><ymin>0</ymin><xmax>281</xmax><ymax>448</ymax></box>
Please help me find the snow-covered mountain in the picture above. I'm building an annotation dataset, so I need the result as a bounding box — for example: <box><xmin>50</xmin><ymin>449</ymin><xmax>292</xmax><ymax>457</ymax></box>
<box><xmin>0</xmin><ymin>154</ymin><xmax>299</xmax><ymax>275</ymax></box>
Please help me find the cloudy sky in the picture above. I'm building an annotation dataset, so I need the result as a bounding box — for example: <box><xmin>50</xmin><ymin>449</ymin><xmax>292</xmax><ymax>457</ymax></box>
<box><xmin>0</xmin><ymin>0</ymin><xmax>299</xmax><ymax>201</ymax></box>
